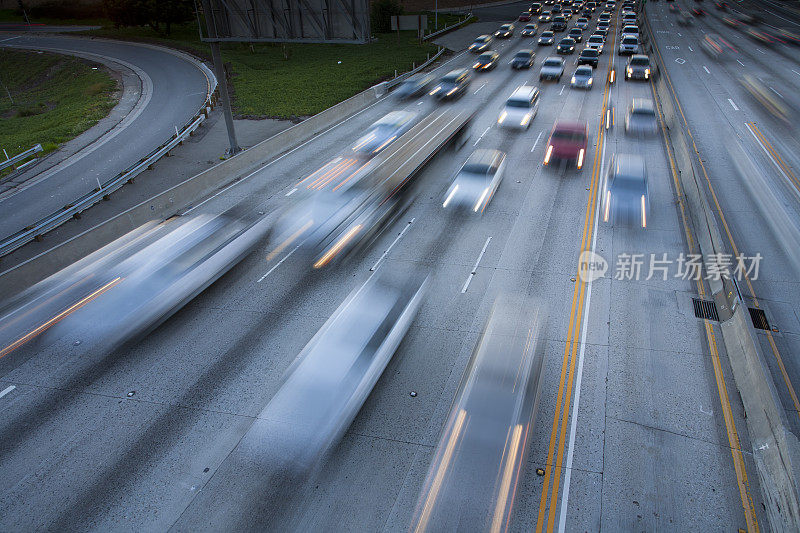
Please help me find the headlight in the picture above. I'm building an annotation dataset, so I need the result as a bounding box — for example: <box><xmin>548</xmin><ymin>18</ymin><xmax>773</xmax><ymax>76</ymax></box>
<box><xmin>627</xmin><ymin>67</ymin><xmax>633</xmax><ymax>75</ymax></box>
<box><xmin>474</xmin><ymin>62</ymin><xmax>481</xmax><ymax>68</ymax></box>
<box><xmin>443</xmin><ymin>185</ymin><xmax>459</xmax><ymax>208</ymax></box>
<box><xmin>645</xmin><ymin>68</ymin><xmax>650</xmax><ymax>78</ymax></box>
<box><xmin>588</xmin><ymin>78</ymin><xmax>593</xmax><ymax>84</ymax></box>
<box><xmin>544</xmin><ymin>144</ymin><xmax>554</xmax><ymax>164</ymax></box>
<box><xmin>577</xmin><ymin>148</ymin><xmax>585</xmax><ymax>169</ymax></box>
<box><xmin>571</xmin><ymin>76</ymin><xmax>577</xmax><ymax>83</ymax></box>
<box><xmin>430</xmin><ymin>86</ymin><xmax>441</xmax><ymax>95</ymax></box>
<box><xmin>446</xmin><ymin>87</ymin><xmax>458</xmax><ymax>96</ymax></box>
<box><xmin>474</xmin><ymin>187</ymin><xmax>490</xmax><ymax>212</ymax></box>
<box><xmin>521</xmin><ymin>113</ymin><xmax>532</xmax><ymax>126</ymax></box>
<box><xmin>498</xmin><ymin>111</ymin><xmax>507</xmax><ymax>124</ymax></box>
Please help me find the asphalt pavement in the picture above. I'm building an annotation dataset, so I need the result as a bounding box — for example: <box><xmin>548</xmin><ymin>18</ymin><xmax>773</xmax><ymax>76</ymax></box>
<box><xmin>0</xmin><ymin>34</ymin><xmax>213</xmax><ymax>244</ymax></box>
<box><xmin>2</xmin><ymin>2</ymin><xmax>794</xmax><ymax>531</ymax></box>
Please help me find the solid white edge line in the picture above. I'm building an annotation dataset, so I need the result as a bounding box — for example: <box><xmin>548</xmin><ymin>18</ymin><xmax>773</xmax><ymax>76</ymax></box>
<box><xmin>557</xmin><ymin>104</ymin><xmax>608</xmax><ymax>533</ymax></box>
<box><xmin>746</xmin><ymin>122</ymin><xmax>797</xmax><ymax>193</ymax></box>
<box><xmin>285</xmin><ymin>187</ymin><xmax>297</xmax><ymax>196</ymax></box>
<box><xmin>0</xmin><ymin>385</ymin><xmax>16</xmax><ymax>398</ymax></box>
<box><xmin>461</xmin><ymin>236</ymin><xmax>492</xmax><ymax>293</ymax></box>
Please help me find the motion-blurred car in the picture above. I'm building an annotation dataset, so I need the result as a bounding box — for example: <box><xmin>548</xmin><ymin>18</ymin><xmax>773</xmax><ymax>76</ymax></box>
<box><xmin>544</xmin><ymin>120</ymin><xmax>589</xmax><ymax>169</ymax></box>
<box><xmin>777</xmin><ymin>28</ymin><xmax>800</xmax><ymax>46</ymax></box>
<box><xmin>568</xmin><ymin>27</ymin><xmax>584</xmax><ymax>42</ymax></box>
<box><xmin>557</xmin><ymin>37</ymin><xmax>576</xmax><ymax>53</ymax></box>
<box><xmin>625</xmin><ymin>54</ymin><xmax>653</xmax><ymax>80</ymax></box>
<box><xmin>586</xmin><ymin>34</ymin><xmax>605</xmax><ymax>52</ymax></box>
<box><xmin>469</xmin><ymin>34</ymin><xmax>493</xmax><ymax>53</ymax></box>
<box><xmin>625</xmin><ymin>98</ymin><xmax>658</xmax><ymax>135</ymax></box>
<box><xmin>619</xmin><ymin>35</ymin><xmax>639</xmax><ymax>54</ymax></box>
<box><xmin>700</xmin><ymin>33</ymin><xmax>733</xmax><ymax>60</ymax></box>
<box><xmin>577</xmin><ymin>47</ymin><xmax>600</xmax><ymax>66</ymax></box>
<box><xmin>530</xmin><ymin>2</ymin><xmax>543</xmax><ymax>14</ymax></box>
<box><xmin>539</xmin><ymin>30</ymin><xmax>556</xmax><ymax>44</ymax></box>
<box><xmin>539</xmin><ymin>56</ymin><xmax>565</xmax><ymax>80</ymax></box>
<box><xmin>352</xmin><ymin>111</ymin><xmax>416</xmax><ymax>157</ymax></box>
<box><xmin>722</xmin><ymin>15</ymin><xmax>741</xmax><ymax>27</ymax></box>
<box><xmin>602</xmin><ymin>154</ymin><xmax>650</xmax><ymax>228</ymax></box>
<box><xmin>522</xmin><ymin>23</ymin><xmax>539</xmax><ymax>36</ymax></box>
<box><xmin>552</xmin><ymin>4</ymin><xmax>563</xmax><ymax>13</ymax></box>
<box><xmin>552</xmin><ymin>15</ymin><xmax>568</xmax><ymax>31</ymax></box>
<box><xmin>746</xmin><ymin>27</ymin><xmax>776</xmax><ymax>45</ymax></box>
<box><xmin>495</xmin><ymin>23</ymin><xmax>515</xmax><ymax>38</ymax></box>
<box><xmin>575</xmin><ymin>17</ymin><xmax>589</xmax><ymax>29</ymax></box>
<box><xmin>740</xmin><ymin>74</ymin><xmax>792</xmax><ymax>126</ymax></box>
<box><xmin>539</xmin><ymin>11</ymin><xmax>553</xmax><ymax>22</ymax></box>
<box><xmin>571</xmin><ymin>65</ymin><xmax>594</xmax><ymax>88</ymax></box>
<box><xmin>714</xmin><ymin>0</ymin><xmax>729</xmax><ymax>10</ymax></box>
<box><xmin>520</xmin><ymin>11</ymin><xmax>533</xmax><ymax>21</ymax></box>
<box><xmin>473</xmin><ymin>51</ymin><xmax>500</xmax><ymax>70</ymax></box>
<box><xmin>394</xmin><ymin>73</ymin><xmax>434</xmax><ymax>99</ymax></box>
<box><xmin>443</xmin><ymin>149</ymin><xmax>507</xmax><ymax>213</ymax></box>
<box><xmin>498</xmin><ymin>85</ymin><xmax>540</xmax><ymax>129</ymax></box>
<box><xmin>511</xmin><ymin>49</ymin><xmax>536</xmax><ymax>68</ymax></box>
<box><xmin>430</xmin><ymin>69</ymin><xmax>472</xmax><ymax>99</ymax></box>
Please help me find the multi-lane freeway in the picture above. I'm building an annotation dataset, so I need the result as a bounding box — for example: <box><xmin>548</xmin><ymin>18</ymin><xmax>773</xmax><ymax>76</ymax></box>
<box><xmin>2</xmin><ymin>0</ymin><xmax>800</xmax><ymax>530</ymax></box>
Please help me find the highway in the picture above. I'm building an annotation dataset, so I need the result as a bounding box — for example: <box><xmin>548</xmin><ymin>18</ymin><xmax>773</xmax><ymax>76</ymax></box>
<box><xmin>3</xmin><ymin>0</ymin><xmax>800</xmax><ymax>530</ymax></box>
<box><xmin>0</xmin><ymin>34</ymin><xmax>213</xmax><ymax>243</ymax></box>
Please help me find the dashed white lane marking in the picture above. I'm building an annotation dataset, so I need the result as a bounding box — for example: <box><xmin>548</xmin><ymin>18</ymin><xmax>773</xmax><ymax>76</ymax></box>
<box><xmin>728</xmin><ymin>98</ymin><xmax>739</xmax><ymax>111</ymax></box>
<box><xmin>677</xmin><ymin>32</ymin><xmax>682</xmax><ymax>36</ymax></box>
<box><xmin>703</xmin><ymin>65</ymin><xmax>710</xmax><ymax>73</ymax></box>
<box><xmin>770</xmin><ymin>87</ymin><xmax>783</xmax><ymax>98</ymax></box>
<box><xmin>688</xmin><ymin>46</ymin><xmax>693</xmax><ymax>51</ymax></box>
<box><xmin>370</xmin><ymin>218</ymin><xmax>415</xmax><ymax>272</ymax></box>
<box><xmin>756</xmin><ymin>48</ymin><xmax>766</xmax><ymax>54</ymax></box>
<box><xmin>473</xmin><ymin>126</ymin><xmax>491</xmax><ymax>146</ymax></box>
<box><xmin>0</xmin><ymin>385</ymin><xmax>16</xmax><ymax>399</ymax></box>
<box><xmin>461</xmin><ymin>236</ymin><xmax>492</xmax><ymax>293</ymax></box>
<box><xmin>793</xmin><ymin>69</ymin><xmax>800</xmax><ymax>76</ymax></box>
<box><xmin>0</xmin><ymin>36</ymin><xmax>20</xmax><ymax>43</ymax></box>
<box><xmin>285</xmin><ymin>187</ymin><xmax>297</xmax><ymax>196</ymax></box>
<box><xmin>559</xmin><ymin>85</ymin><xmax>565</xmax><ymax>95</ymax></box>
<box><xmin>474</xmin><ymin>82</ymin><xmax>487</xmax><ymax>94</ymax></box>
<box><xmin>531</xmin><ymin>131</ymin><xmax>544</xmax><ymax>152</ymax></box>
<box><xmin>257</xmin><ymin>244</ymin><xmax>300</xmax><ymax>283</ymax></box>
<box><xmin>737</xmin><ymin>59</ymin><xmax>746</xmax><ymax>67</ymax></box>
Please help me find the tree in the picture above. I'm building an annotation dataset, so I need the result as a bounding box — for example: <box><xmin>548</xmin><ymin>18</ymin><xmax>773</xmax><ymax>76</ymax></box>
<box><xmin>103</xmin><ymin>0</ymin><xmax>194</xmax><ymax>35</ymax></box>
<box><xmin>370</xmin><ymin>0</ymin><xmax>403</xmax><ymax>34</ymax></box>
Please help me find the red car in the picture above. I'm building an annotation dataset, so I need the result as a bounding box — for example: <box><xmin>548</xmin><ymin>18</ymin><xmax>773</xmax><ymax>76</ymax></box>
<box><xmin>520</xmin><ymin>12</ymin><xmax>533</xmax><ymax>21</ymax></box>
<box><xmin>543</xmin><ymin>120</ymin><xmax>589</xmax><ymax>170</ymax></box>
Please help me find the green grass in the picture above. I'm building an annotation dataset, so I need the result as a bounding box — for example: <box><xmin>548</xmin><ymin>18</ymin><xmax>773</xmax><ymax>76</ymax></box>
<box><xmin>82</xmin><ymin>24</ymin><xmax>437</xmax><ymax>118</ymax></box>
<box><xmin>1</xmin><ymin>8</ymin><xmax>438</xmax><ymax>119</ymax></box>
<box><xmin>0</xmin><ymin>8</ymin><xmax>107</xmax><ymax>27</ymax></box>
<box><xmin>0</xmin><ymin>49</ymin><xmax>117</xmax><ymax>161</ymax></box>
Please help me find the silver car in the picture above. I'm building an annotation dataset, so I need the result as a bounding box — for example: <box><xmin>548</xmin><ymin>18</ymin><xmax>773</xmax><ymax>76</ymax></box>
<box><xmin>571</xmin><ymin>65</ymin><xmax>594</xmax><ymax>89</ymax></box>
<box><xmin>498</xmin><ymin>85</ymin><xmax>540</xmax><ymax>129</ymax></box>
<box><xmin>625</xmin><ymin>54</ymin><xmax>653</xmax><ymax>80</ymax></box>
<box><xmin>602</xmin><ymin>154</ymin><xmax>650</xmax><ymax>228</ymax></box>
<box><xmin>539</xmin><ymin>56</ymin><xmax>565</xmax><ymax>81</ymax></box>
<box><xmin>443</xmin><ymin>149</ymin><xmax>507</xmax><ymax>213</ymax></box>
<box><xmin>625</xmin><ymin>98</ymin><xmax>658</xmax><ymax>136</ymax></box>
<box><xmin>395</xmin><ymin>73</ymin><xmax>434</xmax><ymax>98</ymax></box>
<box><xmin>352</xmin><ymin>111</ymin><xmax>416</xmax><ymax>157</ymax></box>
<box><xmin>619</xmin><ymin>35</ymin><xmax>639</xmax><ymax>55</ymax></box>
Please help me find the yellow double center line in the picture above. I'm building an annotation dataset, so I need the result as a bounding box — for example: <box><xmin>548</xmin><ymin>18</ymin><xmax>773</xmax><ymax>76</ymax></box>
<box><xmin>748</xmin><ymin>122</ymin><xmax>800</xmax><ymax>197</ymax></box>
<box><xmin>645</xmin><ymin>11</ymin><xmax>759</xmax><ymax>531</ymax></box>
<box><xmin>535</xmin><ymin>21</ymin><xmax>616</xmax><ymax>533</ymax></box>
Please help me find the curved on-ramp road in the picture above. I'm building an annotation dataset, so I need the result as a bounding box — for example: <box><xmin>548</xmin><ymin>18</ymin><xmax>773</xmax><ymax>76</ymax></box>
<box><xmin>0</xmin><ymin>34</ymin><xmax>215</xmax><ymax>242</ymax></box>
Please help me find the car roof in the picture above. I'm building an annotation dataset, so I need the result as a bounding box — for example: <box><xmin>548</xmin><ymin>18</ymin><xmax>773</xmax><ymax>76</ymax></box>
<box><xmin>553</xmin><ymin>120</ymin><xmax>588</xmax><ymax>134</ymax></box>
<box><xmin>631</xmin><ymin>97</ymin><xmax>655</xmax><ymax>111</ymax></box>
<box><xmin>510</xmin><ymin>85</ymin><xmax>538</xmax><ymax>99</ymax></box>
<box><xmin>630</xmin><ymin>54</ymin><xmax>649</xmax><ymax>61</ymax></box>
<box><xmin>576</xmin><ymin>65</ymin><xmax>593</xmax><ymax>73</ymax></box>
<box><xmin>516</xmin><ymin>48</ymin><xmax>535</xmax><ymax>55</ymax></box>
<box><xmin>544</xmin><ymin>56</ymin><xmax>563</xmax><ymax>63</ymax></box>
<box><xmin>611</xmin><ymin>154</ymin><xmax>646</xmax><ymax>183</ymax></box>
<box><xmin>561</xmin><ymin>37</ymin><xmax>576</xmax><ymax>42</ymax></box>
<box><xmin>464</xmin><ymin>149</ymin><xmax>505</xmax><ymax>170</ymax></box>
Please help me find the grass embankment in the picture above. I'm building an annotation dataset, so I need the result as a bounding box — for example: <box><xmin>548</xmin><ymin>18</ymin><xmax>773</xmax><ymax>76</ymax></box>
<box><xmin>0</xmin><ymin>9</ymin><xmax>438</xmax><ymax>119</ymax></box>
<box><xmin>0</xmin><ymin>48</ymin><xmax>117</xmax><ymax>163</ymax></box>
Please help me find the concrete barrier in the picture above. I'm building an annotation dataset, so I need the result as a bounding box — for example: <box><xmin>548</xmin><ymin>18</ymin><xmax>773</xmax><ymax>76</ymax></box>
<box><xmin>643</xmin><ymin>7</ymin><xmax>800</xmax><ymax>529</ymax></box>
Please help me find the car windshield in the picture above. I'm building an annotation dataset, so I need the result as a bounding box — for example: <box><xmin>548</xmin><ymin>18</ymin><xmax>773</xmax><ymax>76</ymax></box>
<box><xmin>506</xmin><ymin>98</ymin><xmax>532</xmax><ymax>108</ymax></box>
<box><xmin>632</xmin><ymin>108</ymin><xmax>655</xmax><ymax>117</ymax></box>
<box><xmin>478</xmin><ymin>53</ymin><xmax>495</xmax><ymax>61</ymax></box>
<box><xmin>561</xmin><ymin>38</ymin><xmax>575</xmax><ymax>44</ymax></box>
<box><xmin>462</xmin><ymin>163</ymin><xmax>492</xmax><ymax>175</ymax></box>
<box><xmin>475</xmin><ymin>37</ymin><xmax>489</xmax><ymax>43</ymax></box>
<box><xmin>544</xmin><ymin>59</ymin><xmax>562</xmax><ymax>66</ymax></box>
<box><xmin>500</xmin><ymin>24</ymin><xmax>513</xmax><ymax>30</ymax></box>
<box><xmin>630</xmin><ymin>57</ymin><xmax>649</xmax><ymax>65</ymax></box>
<box><xmin>515</xmin><ymin>52</ymin><xmax>531</xmax><ymax>59</ymax></box>
<box><xmin>442</xmin><ymin>73</ymin><xmax>461</xmax><ymax>83</ymax></box>
<box><xmin>576</xmin><ymin>67</ymin><xmax>592</xmax><ymax>75</ymax></box>
<box><xmin>589</xmin><ymin>36</ymin><xmax>603</xmax><ymax>42</ymax></box>
<box><xmin>552</xmin><ymin>130</ymin><xmax>585</xmax><ymax>143</ymax></box>
<box><xmin>622</xmin><ymin>37</ymin><xmax>638</xmax><ymax>44</ymax></box>
<box><xmin>542</xmin><ymin>31</ymin><xmax>554</xmax><ymax>37</ymax></box>
<box><xmin>582</xmin><ymin>49</ymin><xmax>599</xmax><ymax>56</ymax></box>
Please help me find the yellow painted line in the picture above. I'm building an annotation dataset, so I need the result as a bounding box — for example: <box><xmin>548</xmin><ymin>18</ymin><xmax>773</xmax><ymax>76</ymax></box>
<box><xmin>648</xmin><ymin>56</ymin><xmax>759</xmax><ymax>531</ymax></box>
<box><xmin>535</xmin><ymin>19</ymin><xmax>615</xmax><ymax>531</ymax></box>
<box><xmin>749</xmin><ymin>122</ymin><xmax>800</xmax><ymax>197</ymax></box>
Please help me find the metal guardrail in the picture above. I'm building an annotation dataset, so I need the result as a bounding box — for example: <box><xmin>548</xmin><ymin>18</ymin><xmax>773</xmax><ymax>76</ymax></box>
<box><xmin>422</xmin><ymin>14</ymin><xmax>475</xmax><ymax>41</ymax></box>
<box><xmin>386</xmin><ymin>47</ymin><xmax>446</xmax><ymax>90</ymax></box>
<box><xmin>0</xmin><ymin>144</ymin><xmax>43</xmax><ymax>172</ymax></box>
<box><xmin>0</xmin><ymin>86</ymin><xmax>218</xmax><ymax>258</ymax></box>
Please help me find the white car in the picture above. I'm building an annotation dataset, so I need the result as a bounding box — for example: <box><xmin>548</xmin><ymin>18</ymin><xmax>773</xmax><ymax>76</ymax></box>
<box><xmin>620</xmin><ymin>24</ymin><xmax>639</xmax><ymax>40</ymax></box>
<box><xmin>498</xmin><ymin>85</ymin><xmax>540</xmax><ymax>129</ymax></box>
<box><xmin>571</xmin><ymin>65</ymin><xmax>594</xmax><ymax>89</ymax></box>
<box><xmin>539</xmin><ymin>56</ymin><xmax>565</xmax><ymax>81</ymax></box>
<box><xmin>443</xmin><ymin>149</ymin><xmax>507</xmax><ymax>213</ymax></box>
<box><xmin>619</xmin><ymin>35</ymin><xmax>639</xmax><ymax>55</ymax></box>
<box><xmin>586</xmin><ymin>35</ymin><xmax>605</xmax><ymax>53</ymax></box>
